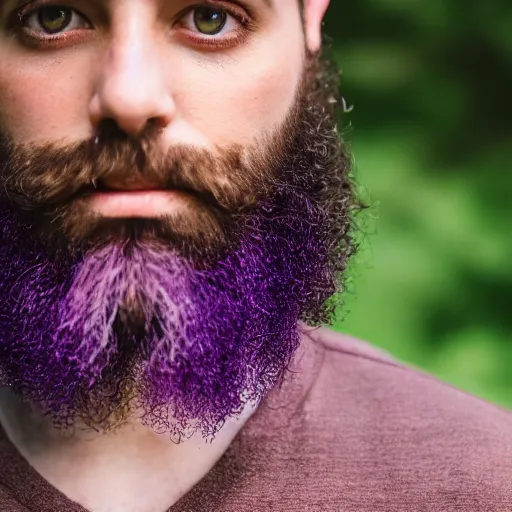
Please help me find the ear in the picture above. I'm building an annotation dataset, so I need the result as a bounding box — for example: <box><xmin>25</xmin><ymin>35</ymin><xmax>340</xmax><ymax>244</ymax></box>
<box><xmin>304</xmin><ymin>0</ymin><xmax>330</xmax><ymax>53</ymax></box>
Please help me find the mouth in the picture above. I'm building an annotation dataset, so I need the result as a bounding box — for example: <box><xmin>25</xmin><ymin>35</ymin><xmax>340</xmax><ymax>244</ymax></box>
<box><xmin>86</xmin><ymin>189</ymin><xmax>195</xmax><ymax>219</ymax></box>
<box><xmin>80</xmin><ymin>173</ymin><xmax>214</xmax><ymax>219</ymax></box>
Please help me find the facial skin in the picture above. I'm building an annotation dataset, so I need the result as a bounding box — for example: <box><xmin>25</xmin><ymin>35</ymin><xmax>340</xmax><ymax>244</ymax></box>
<box><xmin>0</xmin><ymin>0</ymin><xmax>354</xmax><ymax>440</ymax></box>
<box><xmin>0</xmin><ymin>0</ymin><xmax>304</xmax><ymax>148</ymax></box>
<box><xmin>0</xmin><ymin>0</ymin><xmax>324</xmax><ymax>258</ymax></box>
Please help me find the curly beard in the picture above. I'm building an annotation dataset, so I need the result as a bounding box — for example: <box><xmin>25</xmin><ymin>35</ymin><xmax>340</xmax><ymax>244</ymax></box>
<box><xmin>0</xmin><ymin>50</ymin><xmax>358</xmax><ymax>441</ymax></box>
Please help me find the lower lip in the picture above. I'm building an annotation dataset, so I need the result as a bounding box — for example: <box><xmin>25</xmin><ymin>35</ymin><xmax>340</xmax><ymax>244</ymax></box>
<box><xmin>87</xmin><ymin>190</ymin><xmax>191</xmax><ymax>218</ymax></box>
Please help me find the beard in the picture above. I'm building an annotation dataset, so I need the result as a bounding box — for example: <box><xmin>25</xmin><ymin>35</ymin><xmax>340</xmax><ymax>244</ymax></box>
<box><xmin>0</xmin><ymin>51</ymin><xmax>357</xmax><ymax>440</ymax></box>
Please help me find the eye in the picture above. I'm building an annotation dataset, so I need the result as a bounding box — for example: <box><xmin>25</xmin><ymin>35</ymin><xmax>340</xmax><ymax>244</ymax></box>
<box><xmin>181</xmin><ymin>6</ymin><xmax>240</xmax><ymax>37</ymax></box>
<box><xmin>21</xmin><ymin>5</ymin><xmax>90</xmax><ymax>35</ymax></box>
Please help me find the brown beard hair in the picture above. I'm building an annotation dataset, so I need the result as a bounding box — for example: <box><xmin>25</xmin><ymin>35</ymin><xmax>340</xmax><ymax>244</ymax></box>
<box><xmin>0</xmin><ymin>67</ymin><xmax>308</xmax><ymax>264</ymax></box>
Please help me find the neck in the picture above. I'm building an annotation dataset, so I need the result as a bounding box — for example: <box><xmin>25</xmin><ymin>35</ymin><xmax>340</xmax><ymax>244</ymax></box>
<box><xmin>0</xmin><ymin>387</ymin><xmax>256</xmax><ymax>512</ymax></box>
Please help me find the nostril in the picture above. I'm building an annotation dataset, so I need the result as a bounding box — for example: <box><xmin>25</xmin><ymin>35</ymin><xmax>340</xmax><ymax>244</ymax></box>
<box><xmin>148</xmin><ymin>116</ymin><xmax>169</xmax><ymax>129</ymax></box>
<box><xmin>95</xmin><ymin>118</ymin><xmax>129</xmax><ymax>143</ymax></box>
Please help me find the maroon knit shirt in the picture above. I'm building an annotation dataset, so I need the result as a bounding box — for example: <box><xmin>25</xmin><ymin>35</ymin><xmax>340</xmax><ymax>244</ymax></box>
<box><xmin>0</xmin><ymin>326</ymin><xmax>511</xmax><ymax>511</ymax></box>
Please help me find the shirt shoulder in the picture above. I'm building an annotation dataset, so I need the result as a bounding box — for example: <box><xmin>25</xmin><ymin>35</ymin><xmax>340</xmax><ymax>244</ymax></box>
<box><xmin>299</xmin><ymin>326</ymin><xmax>512</xmax><ymax>510</ymax></box>
<box><xmin>306</xmin><ymin>325</ymin><xmax>512</xmax><ymax>421</ymax></box>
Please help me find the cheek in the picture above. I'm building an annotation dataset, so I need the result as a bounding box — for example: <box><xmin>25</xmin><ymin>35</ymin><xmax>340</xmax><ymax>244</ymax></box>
<box><xmin>0</xmin><ymin>53</ymin><xmax>91</xmax><ymax>143</ymax></box>
<box><xmin>172</xmin><ymin>46</ymin><xmax>304</xmax><ymax>147</ymax></box>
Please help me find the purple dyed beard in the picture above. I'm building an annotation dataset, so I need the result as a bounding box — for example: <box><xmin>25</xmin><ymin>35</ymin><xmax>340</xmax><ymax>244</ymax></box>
<box><xmin>0</xmin><ymin>53</ymin><xmax>356</xmax><ymax>440</ymax></box>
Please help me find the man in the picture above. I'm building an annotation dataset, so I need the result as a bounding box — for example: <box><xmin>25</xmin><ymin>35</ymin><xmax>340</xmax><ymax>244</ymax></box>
<box><xmin>0</xmin><ymin>0</ymin><xmax>510</xmax><ymax>511</ymax></box>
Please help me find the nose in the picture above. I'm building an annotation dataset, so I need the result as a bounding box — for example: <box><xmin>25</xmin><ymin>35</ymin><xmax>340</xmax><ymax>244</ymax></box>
<box><xmin>89</xmin><ymin>30</ymin><xmax>175</xmax><ymax>137</ymax></box>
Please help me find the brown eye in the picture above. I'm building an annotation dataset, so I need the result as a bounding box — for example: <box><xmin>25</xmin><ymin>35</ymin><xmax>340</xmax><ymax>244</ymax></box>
<box><xmin>193</xmin><ymin>7</ymin><xmax>227</xmax><ymax>35</ymax></box>
<box><xmin>37</xmin><ymin>6</ymin><xmax>72</xmax><ymax>34</ymax></box>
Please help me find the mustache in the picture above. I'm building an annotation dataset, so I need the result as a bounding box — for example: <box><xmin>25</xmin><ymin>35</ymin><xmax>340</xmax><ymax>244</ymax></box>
<box><xmin>0</xmin><ymin>124</ymin><xmax>271</xmax><ymax>214</ymax></box>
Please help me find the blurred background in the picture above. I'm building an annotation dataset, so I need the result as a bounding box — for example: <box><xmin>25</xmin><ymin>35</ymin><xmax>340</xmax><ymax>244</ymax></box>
<box><xmin>324</xmin><ymin>1</ymin><xmax>512</xmax><ymax>410</ymax></box>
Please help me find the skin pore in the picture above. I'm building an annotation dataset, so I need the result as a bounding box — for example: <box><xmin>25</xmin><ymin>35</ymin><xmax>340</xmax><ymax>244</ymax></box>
<box><xmin>0</xmin><ymin>1</ymin><xmax>334</xmax><ymax>512</ymax></box>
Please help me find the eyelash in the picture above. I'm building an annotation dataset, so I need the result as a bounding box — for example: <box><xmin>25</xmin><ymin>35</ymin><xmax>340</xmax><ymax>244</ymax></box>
<box><xmin>10</xmin><ymin>1</ymin><xmax>254</xmax><ymax>51</ymax></box>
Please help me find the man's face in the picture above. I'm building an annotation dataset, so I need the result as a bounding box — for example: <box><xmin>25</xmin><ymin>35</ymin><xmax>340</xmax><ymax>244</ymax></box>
<box><xmin>0</xmin><ymin>0</ymin><xmax>308</xmax><ymax>259</ymax></box>
<box><xmin>0</xmin><ymin>0</ymin><xmax>304</xmax><ymax>151</ymax></box>
<box><xmin>0</xmin><ymin>0</ymin><xmax>353</xmax><ymax>440</ymax></box>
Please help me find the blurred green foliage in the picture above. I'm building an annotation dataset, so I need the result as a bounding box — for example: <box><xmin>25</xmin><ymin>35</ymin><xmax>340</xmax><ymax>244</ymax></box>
<box><xmin>325</xmin><ymin>1</ymin><xmax>512</xmax><ymax>410</ymax></box>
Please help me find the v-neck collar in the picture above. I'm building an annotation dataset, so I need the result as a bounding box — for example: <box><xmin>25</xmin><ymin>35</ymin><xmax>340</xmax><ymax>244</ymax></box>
<box><xmin>0</xmin><ymin>330</ymin><xmax>324</xmax><ymax>512</ymax></box>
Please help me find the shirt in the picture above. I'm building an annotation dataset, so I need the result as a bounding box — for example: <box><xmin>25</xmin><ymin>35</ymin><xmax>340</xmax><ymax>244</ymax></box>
<box><xmin>0</xmin><ymin>326</ymin><xmax>511</xmax><ymax>511</ymax></box>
